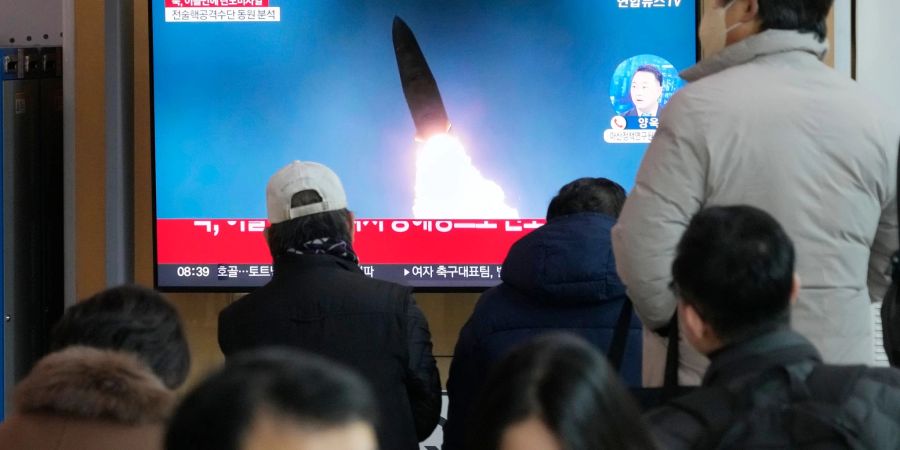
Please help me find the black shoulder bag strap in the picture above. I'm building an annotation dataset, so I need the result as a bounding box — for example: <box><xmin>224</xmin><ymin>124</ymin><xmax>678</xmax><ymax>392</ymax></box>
<box><xmin>663</xmin><ymin>314</ymin><xmax>681</xmax><ymax>396</ymax></box>
<box><xmin>608</xmin><ymin>296</ymin><xmax>634</xmax><ymax>371</ymax></box>
<box><xmin>607</xmin><ymin>297</ymin><xmax>674</xmax><ymax>376</ymax></box>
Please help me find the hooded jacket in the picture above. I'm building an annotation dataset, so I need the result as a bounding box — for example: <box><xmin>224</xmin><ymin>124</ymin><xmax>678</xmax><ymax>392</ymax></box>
<box><xmin>612</xmin><ymin>30</ymin><xmax>900</xmax><ymax>386</ymax></box>
<box><xmin>0</xmin><ymin>346</ymin><xmax>174</xmax><ymax>450</ymax></box>
<box><xmin>442</xmin><ymin>212</ymin><xmax>642</xmax><ymax>450</ymax></box>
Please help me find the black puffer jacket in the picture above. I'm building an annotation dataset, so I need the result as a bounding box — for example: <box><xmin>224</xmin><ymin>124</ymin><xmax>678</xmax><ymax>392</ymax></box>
<box><xmin>647</xmin><ymin>329</ymin><xmax>900</xmax><ymax>449</ymax></box>
<box><xmin>218</xmin><ymin>253</ymin><xmax>442</xmax><ymax>450</ymax></box>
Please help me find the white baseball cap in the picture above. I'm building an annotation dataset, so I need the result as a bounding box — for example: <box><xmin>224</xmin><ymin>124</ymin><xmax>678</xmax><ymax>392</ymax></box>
<box><xmin>266</xmin><ymin>161</ymin><xmax>348</xmax><ymax>224</ymax></box>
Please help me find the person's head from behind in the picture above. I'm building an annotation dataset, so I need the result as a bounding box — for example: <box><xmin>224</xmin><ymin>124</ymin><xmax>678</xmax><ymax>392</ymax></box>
<box><xmin>630</xmin><ymin>65</ymin><xmax>663</xmax><ymax>116</ymax></box>
<box><xmin>672</xmin><ymin>205</ymin><xmax>800</xmax><ymax>355</ymax></box>
<box><xmin>700</xmin><ymin>0</ymin><xmax>833</xmax><ymax>57</ymax></box>
<box><xmin>165</xmin><ymin>348</ymin><xmax>377</xmax><ymax>450</ymax></box>
<box><xmin>265</xmin><ymin>161</ymin><xmax>355</xmax><ymax>260</ymax></box>
<box><xmin>468</xmin><ymin>334</ymin><xmax>655</xmax><ymax>450</ymax></box>
<box><xmin>546</xmin><ymin>177</ymin><xmax>626</xmax><ymax>222</ymax></box>
<box><xmin>50</xmin><ymin>284</ymin><xmax>190</xmax><ymax>389</ymax></box>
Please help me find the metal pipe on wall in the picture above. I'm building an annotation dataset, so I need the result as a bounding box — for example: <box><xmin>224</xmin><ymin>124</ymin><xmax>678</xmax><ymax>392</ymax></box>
<box><xmin>104</xmin><ymin>0</ymin><xmax>134</xmax><ymax>287</ymax></box>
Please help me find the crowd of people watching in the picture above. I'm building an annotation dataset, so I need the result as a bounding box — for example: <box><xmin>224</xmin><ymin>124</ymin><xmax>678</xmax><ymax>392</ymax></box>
<box><xmin>2</xmin><ymin>0</ymin><xmax>900</xmax><ymax>449</ymax></box>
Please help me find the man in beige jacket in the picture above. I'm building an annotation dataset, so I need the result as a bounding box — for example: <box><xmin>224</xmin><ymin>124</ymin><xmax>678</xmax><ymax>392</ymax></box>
<box><xmin>613</xmin><ymin>0</ymin><xmax>900</xmax><ymax>386</ymax></box>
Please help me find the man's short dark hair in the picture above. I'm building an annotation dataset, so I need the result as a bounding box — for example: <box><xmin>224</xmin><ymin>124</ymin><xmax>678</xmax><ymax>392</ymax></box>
<box><xmin>266</xmin><ymin>190</ymin><xmax>352</xmax><ymax>259</ymax></box>
<box><xmin>634</xmin><ymin>64</ymin><xmax>663</xmax><ymax>85</ymax></box>
<box><xmin>546</xmin><ymin>178</ymin><xmax>627</xmax><ymax>221</ymax></box>
<box><xmin>165</xmin><ymin>348</ymin><xmax>377</xmax><ymax>450</ymax></box>
<box><xmin>672</xmin><ymin>206</ymin><xmax>795</xmax><ymax>342</ymax></box>
<box><xmin>50</xmin><ymin>284</ymin><xmax>190</xmax><ymax>389</ymax></box>
<box><xmin>756</xmin><ymin>0</ymin><xmax>833</xmax><ymax>42</ymax></box>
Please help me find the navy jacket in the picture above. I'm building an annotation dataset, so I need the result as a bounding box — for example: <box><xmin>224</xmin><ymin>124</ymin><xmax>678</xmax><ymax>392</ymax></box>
<box><xmin>443</xmin><ymin>212</ymin><xmax>642</xmax><ymax>450</ymax></box>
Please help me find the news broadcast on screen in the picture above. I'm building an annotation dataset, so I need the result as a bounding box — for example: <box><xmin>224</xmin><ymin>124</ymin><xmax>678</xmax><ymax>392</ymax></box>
<box><xmin>151</xmin><ymin>0</ymin><xmax>697</xmax><ymax>290</ymax></box>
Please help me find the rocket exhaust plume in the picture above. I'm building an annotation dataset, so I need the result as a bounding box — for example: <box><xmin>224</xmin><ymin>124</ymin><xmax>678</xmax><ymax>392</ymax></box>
<box><xmin>413</xmin><ymin>134</ymin><xmax>519</xmax><ymax>219</ymax></box>
<box><xmin>393</xmin><ymin>16</ymin><xmax>519</xmax><ymax>219</ymax></box>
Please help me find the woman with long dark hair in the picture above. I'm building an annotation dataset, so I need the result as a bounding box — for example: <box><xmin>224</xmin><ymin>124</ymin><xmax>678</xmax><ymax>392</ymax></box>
<box><xmin>468</xmin><ymin>334</ymin><xmax>656</xmax><ymax>450</ymax></box>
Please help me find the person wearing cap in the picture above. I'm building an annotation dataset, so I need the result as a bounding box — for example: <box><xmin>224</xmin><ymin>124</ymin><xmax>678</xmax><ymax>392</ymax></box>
<box><xmin>217</xmin><ymin>161</ymin><xmax>442</xmax><ymax>450</ymax></box>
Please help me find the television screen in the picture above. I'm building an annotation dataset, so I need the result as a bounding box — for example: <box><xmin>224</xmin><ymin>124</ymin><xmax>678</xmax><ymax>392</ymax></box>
<box><xmin>151</xmin><ymin>0</ymin><xmax>698</xmax><ymax>290</ymax></box>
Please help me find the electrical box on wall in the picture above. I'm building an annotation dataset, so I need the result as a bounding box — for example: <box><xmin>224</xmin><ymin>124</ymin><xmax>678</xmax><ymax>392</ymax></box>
<box><xmin>1</xmin><ymin>45</ymin><xmax>65</xmax><ymax>418</ymax></box>
<box><xmin>0</xmin><ymin>0</ymin><xmax>65</xmax><ymax>417</ymax></box>
<box><xmin>0</xmin><ymin>0</ymin><xmax>63</xmax><ymax>47</ymax></box>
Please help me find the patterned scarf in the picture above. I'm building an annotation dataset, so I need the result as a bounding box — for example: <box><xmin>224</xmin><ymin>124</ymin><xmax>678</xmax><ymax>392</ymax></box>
<box><xmin>286</xmin><ymin>237</ymin><xmax>359</xmax><ymax>264</ymax></box>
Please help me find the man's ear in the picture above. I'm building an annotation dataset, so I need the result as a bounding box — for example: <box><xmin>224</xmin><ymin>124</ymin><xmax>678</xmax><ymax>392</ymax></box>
<box><xmin>790</xmin><ymin>273</ymin><xmax>801</xmax><ymax>306</ymax></box>
<box><xmin>679</xmin><ymin>301</ymin><xmax>710</xmax><ymax>345</ymax></box>
<box><xmin>735</xmin><ymin>0</ymin><xmax>760</xmax><ymax>22</ymax></box>
<box><xmin>680</xmin><ymin>300</ymin><xmax>725</xmax><ymax>354</ymax></box>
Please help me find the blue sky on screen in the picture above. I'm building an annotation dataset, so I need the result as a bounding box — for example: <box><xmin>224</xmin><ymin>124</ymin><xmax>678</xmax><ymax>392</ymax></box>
<box><xmin>152</xmin><ymin>0</ymin><xmax>696</xmax><ymax>219</ymax></box>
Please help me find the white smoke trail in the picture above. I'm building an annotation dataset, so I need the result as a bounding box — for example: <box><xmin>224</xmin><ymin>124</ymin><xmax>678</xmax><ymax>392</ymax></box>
<box><xmin>413</xmin><ymin>134</ymin><xmax>519</xmax><ymax>219</ymax></box>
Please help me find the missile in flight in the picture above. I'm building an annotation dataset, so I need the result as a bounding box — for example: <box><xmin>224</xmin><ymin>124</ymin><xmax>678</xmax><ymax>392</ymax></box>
<box><xmin>392</xmin><ymin>16</ymin><xmax>451</xmax><ymax>141</ymax></box>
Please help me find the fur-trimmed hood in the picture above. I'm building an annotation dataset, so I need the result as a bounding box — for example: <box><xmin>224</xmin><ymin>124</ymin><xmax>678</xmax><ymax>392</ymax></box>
<box><xmin>13</xmin><ymin>346</ymin><xmax>175</xmax><ymax>424</ymax></box>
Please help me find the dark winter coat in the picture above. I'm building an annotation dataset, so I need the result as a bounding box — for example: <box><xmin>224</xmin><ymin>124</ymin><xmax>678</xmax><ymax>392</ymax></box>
<box><xmin>647</xmin><ymin>328</ymin><xmax>900</xmax><ymax>449</ymax></box>
<box><xmin>218</xmin><ymin>253</ymin><xmax>442</xmax><ymax>450</ymax></box>
<box><xmin>443</xmin><ymin>212</ymin><xmax>643</xmax><ymax>450</ymax></box>
<box><xmin>0</xmin><ymin>346</ymin><xmax>174</xmax><ymax>450</ymax></box>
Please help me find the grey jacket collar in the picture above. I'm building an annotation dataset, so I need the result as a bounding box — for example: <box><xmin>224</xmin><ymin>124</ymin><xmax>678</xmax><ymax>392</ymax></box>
<box><xmin>681</xmin><ymin>30</ymin><xmax>829</xmax><ymax>82</ymax></box>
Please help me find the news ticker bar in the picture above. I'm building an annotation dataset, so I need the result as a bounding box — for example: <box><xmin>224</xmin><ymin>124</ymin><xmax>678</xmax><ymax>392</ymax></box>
<box><xmin>157</xmin><ymin>218</ymin><xmax>544</xmax><ymax>264</ymax></box>
<box><xmin>158</xmin><ymin>263</ymin><xmax>504</xmax><ymax>289</ymax></box>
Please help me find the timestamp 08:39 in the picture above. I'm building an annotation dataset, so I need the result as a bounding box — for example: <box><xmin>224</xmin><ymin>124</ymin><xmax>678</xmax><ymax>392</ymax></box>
<box><xmin>176</xmin><ymin>266</ymin><xmax>211</xmax><ymax>277</ymax></box>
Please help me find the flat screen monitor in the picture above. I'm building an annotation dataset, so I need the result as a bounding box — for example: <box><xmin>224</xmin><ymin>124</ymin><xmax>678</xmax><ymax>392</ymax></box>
<box><xmin>150</xmin><ymin>0</ymin><xmax>698</xmax><ymax>291</ymax></box>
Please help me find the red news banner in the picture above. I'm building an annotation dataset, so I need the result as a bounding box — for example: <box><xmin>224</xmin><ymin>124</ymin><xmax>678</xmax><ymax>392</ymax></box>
<box><xmin>157</xmin><ymin>219</ymin><xmax>545</xmax><ymax>265</ymax></box>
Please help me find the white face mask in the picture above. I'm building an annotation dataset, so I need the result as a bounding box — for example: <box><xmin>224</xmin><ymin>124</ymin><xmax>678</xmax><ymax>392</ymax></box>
<box><xmin>698</xmin><ymin>0</ymin><xmax>743</xmax><ymax>59</ymax></box>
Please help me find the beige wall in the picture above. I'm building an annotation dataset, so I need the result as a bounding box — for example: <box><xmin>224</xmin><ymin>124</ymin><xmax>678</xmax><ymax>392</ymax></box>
<box><xmin>73</xmin><ymin>0</ymin><xmax>107</xmax><ymax>300</ymax></box>
<box><xmin>65</xmin><ymin>0</ymin><xmax>841</xmax><ymax>389</ymax></box>
<box><xmin>855</xmin><ymin>1</ymin><xmax>900</xmax><ymax>103</ymax></box>
<box><xmin>131</xmin><ymin>0</ymin><xmax>236</xmax><ymax>389</ymax></box>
